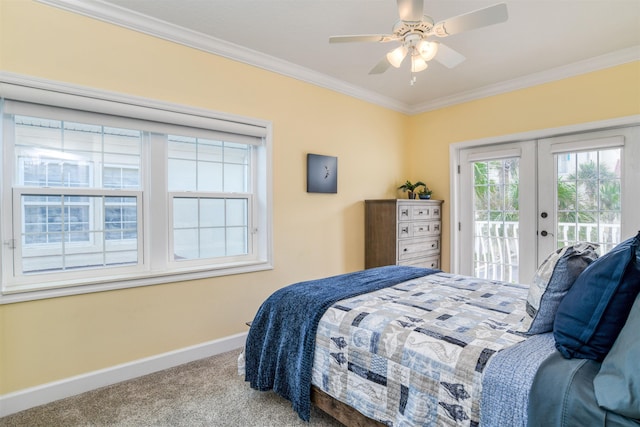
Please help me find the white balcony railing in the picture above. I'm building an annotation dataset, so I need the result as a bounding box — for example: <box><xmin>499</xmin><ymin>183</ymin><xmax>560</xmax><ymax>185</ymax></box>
<box><xmin>474</xmin><ymin>221</ymin><xmax>620</xmax><ymax>283</ymax></box>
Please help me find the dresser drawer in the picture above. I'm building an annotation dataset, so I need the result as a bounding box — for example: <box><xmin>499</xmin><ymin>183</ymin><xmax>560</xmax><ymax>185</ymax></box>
<box><xmin>398</xmin><ymin>221</ymin><xmax>441</xmax><ymax>238</ymax></box>
<box><xmin>410</xmin><ymin>205</ymin><xmax>432</xmax><ymax>220</ymax></box>
<box><xmin>399</xmin><ymin>255</ymin><xmax>440</xmax><ymax>269</ymax></box>
<box><xmin>413</xmin><ymin>221</ymin><xmax>441</xmax><ymax>237</ymax></box>
<box><xmin>398</xmin><ymin>237</ymin><xmax>440</xmax><ymax>261</ymax></box>
<box><xmin>398</xmin><ymin>204</ymin><xmax>441</xmax><ymax>221</ymax></box>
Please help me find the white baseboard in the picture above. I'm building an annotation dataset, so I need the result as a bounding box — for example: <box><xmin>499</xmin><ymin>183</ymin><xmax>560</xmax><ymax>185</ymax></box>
<box><xmin>0</xmin><ymin>332</ymin><xmax>248</xmax><ymax>418</ymax></box>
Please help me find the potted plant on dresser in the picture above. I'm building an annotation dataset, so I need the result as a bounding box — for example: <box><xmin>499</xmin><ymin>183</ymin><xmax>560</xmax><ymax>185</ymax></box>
<box><xmin>398</xmin><ymin>180</ymin><xmax>425</xmax><ymax>199</ymax></box>
<box><xmin>418</xmin><ymin>187</ymin><xmax>433</xmax><ymax>199</ymax></box>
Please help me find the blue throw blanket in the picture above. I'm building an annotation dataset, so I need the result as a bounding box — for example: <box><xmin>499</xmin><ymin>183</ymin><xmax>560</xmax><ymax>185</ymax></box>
<box><xmin>244</xmin><ymin>265</ymin><xmax>438</xmax><ymax>421</ymax></box>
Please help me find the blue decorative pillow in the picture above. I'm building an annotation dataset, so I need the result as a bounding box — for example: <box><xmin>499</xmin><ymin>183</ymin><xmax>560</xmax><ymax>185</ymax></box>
<box><xmin>519</xmin><ymin>243</ymin><xmax>599</xmax><ymax>335</ymax></box>
<box><xmin>553</xmin><ymin>231</ymin><xmax>640</xmax><ymax>361</ymax></box>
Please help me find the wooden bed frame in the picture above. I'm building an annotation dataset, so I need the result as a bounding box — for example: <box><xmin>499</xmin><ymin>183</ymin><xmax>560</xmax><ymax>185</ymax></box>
<box><xmin>311</xmin><ymin>386</ymin><xmax>386</xmax><ymax>427</ymax></box>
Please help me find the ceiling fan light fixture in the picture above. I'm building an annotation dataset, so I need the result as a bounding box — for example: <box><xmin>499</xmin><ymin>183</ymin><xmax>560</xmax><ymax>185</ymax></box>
<box><xmin>329</xmin><ymin>2</ymin><xmax>508</xmax><ymax>77</ymax></box>
<box><xmin>387</xmin><ymin>45</ymin><xmax>408</xmax><ymax>68</ymax></box>
<box><xmin>417</xmin><ymin>40</ymin><xmax>439</xmax><ymax>61</ymax></box>
<box><xmin>411</xmin><ymin>54</ymin><xmax>428</xmax><ymax>72</ymax></box>
<box><xmin>432</xmin><ymin>22</ymin><xmax>449</xmax><ymax>37</ymax></box>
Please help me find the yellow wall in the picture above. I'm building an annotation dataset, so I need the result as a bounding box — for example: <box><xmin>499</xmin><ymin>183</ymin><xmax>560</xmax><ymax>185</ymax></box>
<box><xmin>0</xmin><ymin>0</ymin><xmax>638</xmax><ymax>397</ymax></box>
<box><xmin>0</xmin><ymin>1</ymin><xmax>410</xmax><ymax>394</ymax></box>
<box><xmin>408</xmin><ymin>62</ymin><xmax>640</xmax><ymax>269</ymax></box>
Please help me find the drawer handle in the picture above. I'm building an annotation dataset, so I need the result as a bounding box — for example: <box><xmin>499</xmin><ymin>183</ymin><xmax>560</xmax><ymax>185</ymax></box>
<box><xmin>403</xmin><ymin>248</ymin><xmax>408</xmax><ymax>252</ymax></box>
<box><xmin>418</xmin><ymin>227</ymin><xmax>424</xmax><ymax>232</ymax></box>
<box><xmin>431</xmin><ymin>243</ymin><xmax>436</xmax><ymax>248</ymax></box>
<box><xmin>402</xmin><ymin>227</ymin><xmax>409</xmax><ymax>233</ymax></box>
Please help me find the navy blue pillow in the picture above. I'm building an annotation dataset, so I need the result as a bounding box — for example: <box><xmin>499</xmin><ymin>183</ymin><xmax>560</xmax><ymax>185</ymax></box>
<box><xmin>554</xmin><ymin>231</ymin><xmax>640</xmax><ymax>361</ymax></box>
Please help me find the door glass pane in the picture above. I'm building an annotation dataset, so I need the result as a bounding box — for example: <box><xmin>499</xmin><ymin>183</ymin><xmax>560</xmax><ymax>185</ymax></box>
<box><xmin>556</xmin><ymin>148</ymin><xmax>621</xmax><ymax>254</ymax></box>
<box><xmin>472</xmin><ymin>158</ymin><xmax>520</xmax><ymax>282</ymax></box>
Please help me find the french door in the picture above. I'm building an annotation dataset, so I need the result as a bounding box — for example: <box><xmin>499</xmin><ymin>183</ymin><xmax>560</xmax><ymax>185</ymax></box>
<box><xmin>457</xmin><ymin>126</ymin><xmax>640</xmax><ymax>283</ymax></box>
<box><xmin>459</xmin><ymin>142</ymin><xmax>536</xmax><ymax>283</ymax></box>
<box><xmin>537</xmin><ymin>127</ymin><xmax>640</xmax><ymax>262</ymax></box>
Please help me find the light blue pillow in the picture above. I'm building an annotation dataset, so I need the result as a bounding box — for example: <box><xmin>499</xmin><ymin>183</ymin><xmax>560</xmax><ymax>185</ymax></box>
<box><xmin>554</xmin><ymin>232</ymin><xmax>640</xmax><ymax>361</ymax></box>
<box><xmin>593</xmin><ymin>293</ymin><xmax>640</xmax><ymax>419</ymax></box>
<box><xmin>520</xmin><ymin>243</ymin><xmax>598</xmax><ymax>335</ymax></box>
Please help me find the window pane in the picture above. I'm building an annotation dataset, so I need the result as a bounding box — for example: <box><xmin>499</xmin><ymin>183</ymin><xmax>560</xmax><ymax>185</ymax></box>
<box><xmin>224</xmin><ymin>142</ymin><xmax>249</xmax><ymax>165</ymax></box>
<box><xmin>172</xmin><ymin>197</ymin><xmax>249</xmax><ymax>261</ymax></box>
<box><xmin>472</xmin><ymin>158</ymin><xmax>520</xmax><ymax>282</ymax></box>
<box><xmin>64</xmin><ymin>121</ymin><xmax>102</xmax><ymax>154</ymax></box>
<box><xmin>15</xmin><ymin>115</ymin><xmax>141</xmax><ymax>190</ymax></box>
<box><xmin>555</xmin><ymin>148</ymin><xmax>621</xmax><ymax>253</ymax></box>
<box><xmin>104</xmin><ymin>127</ymin><xmax>141</xmax><ymax>157</ymax></box>
<box><xmin>226</xmin><ymin>199</ymin><xmax>247</xmax><ymax>227</ymax></box>
<box><xmin>104</xmin><ymin>166</ymin><xmax>140</xmax><ymax>190</ymax></box>
<box><xmin>21</xmin><ymin>195</ymin><xmax>138</xmax><ymax>274</ymax></box>
<box><xmin>168</xmin><ymin>135</ymin><xmax>250</xmax><ymax>193</ymax></box>
<box><xmin>174</xmin><ymin>229</ymin><xmax>198</xmax><ymax>260</ymax></box>
<box><xmin>200</xmin><ymin>228</ymin><xmax>225</xmax><ymax>258</ymax></box>
<box><xmin>198</xmin><ymin>162</ymin><xmax>223</xmax><ymax>192</ymax></box>
<box><xmin>200</xmin><ymin>198</ymin><xmax>225</xmax><ymax>227</ymax></box>
<box><xmin>14</xmin><ymin>116</ymin><xmax>62</xmax><ymax>150</ymax></box>
<box><xmin>173</xmin><ymin>198</ymin><xmax>199</xmax><ymax>228</ymax></box>
<box><xmin>105</xmin><ymin>237</ymin><xmax>138</xmax><ymax>266</ymax></box>
<box><xmin>224</xmin><ymin>164</ymin><xmax>247</xmax><ymax>192</ymax></box>
<box><xmin>168</xmin><ymin>159</ymin><xmax>197</xmax><ymax>191</ymax></box>
<box><xmin>168</xmin><ymin>136</ymin><xmax>197</xmax><ymax>160</ymax></box>
<box><xmin>168</xmin><ymin>136</ymin><xmax>197</xmax><ymax>191</ymax></box>
<box><xmin>198</xmin><ymin>139</ymin><xmax>223</xmax><ymax>162</ymax></box>
<box><xmin>105</xmin><ymin>196</ymin><xmax>138</xmax><ymax>241</ymax></box>
<box><xmin>227</xmin><ymin>227</ymin><xmax>248</xmax><ymax>256</ymax></box>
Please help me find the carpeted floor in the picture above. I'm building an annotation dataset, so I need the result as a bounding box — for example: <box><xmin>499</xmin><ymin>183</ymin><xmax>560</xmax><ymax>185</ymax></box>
<box><xmin>0</xmin><ymin>348</ymin><xmax>344</xmax><ymax>427</ymax></box>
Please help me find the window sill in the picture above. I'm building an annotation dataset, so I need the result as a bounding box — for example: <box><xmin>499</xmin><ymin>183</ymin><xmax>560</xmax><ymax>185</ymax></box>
<box><xmin>0</xmin><ymin>260</ymin><xmax>273</xmax><ymax>304</ymax></box>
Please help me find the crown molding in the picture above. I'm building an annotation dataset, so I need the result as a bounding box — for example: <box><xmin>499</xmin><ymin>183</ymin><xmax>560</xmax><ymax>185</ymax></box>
<box><xmin>409</xmin><ymin>46</ymin><xmax>640</xmax><ymax>114</ymax></box>
<box><xmin>36</xmin><ymin>0</ymin><xmax>640</xmax><ymax>116</ymax></box>
<box><xmin>35</xmin><ymin>0</ymin><xmax>412</xmax><ymax>114</ymax></box>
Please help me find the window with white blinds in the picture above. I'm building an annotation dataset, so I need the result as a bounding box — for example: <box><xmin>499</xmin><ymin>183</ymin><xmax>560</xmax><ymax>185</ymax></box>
<box><xmin>0</xmin><ymin>79</ymin><xmax>272</xmax><ymax>302</ymax></box>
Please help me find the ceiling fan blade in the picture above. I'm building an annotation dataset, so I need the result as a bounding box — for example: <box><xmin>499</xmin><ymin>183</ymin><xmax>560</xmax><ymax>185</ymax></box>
<box><xmin>329</xmin><ymin>34</ymin><xmax>397</xmax><ymax>43</ymax></box>
<box><xmin>397</xmin><ymin>0</ymin><xmax>424</xmax><ymax>22</ymax></box>
<box><xmin>432</xmin><ymin>3</ymin><xmax>508</xmax><ymax>37</ymax></box>
<box><xmin>369</xmin><ymin>57</ymin><xmax>392</xmax><ymax>75</ymax></box>
<box><xmin>434</xmin><ymin>43</ymin><xmax>466</xmax><ymax>68</ymax></box>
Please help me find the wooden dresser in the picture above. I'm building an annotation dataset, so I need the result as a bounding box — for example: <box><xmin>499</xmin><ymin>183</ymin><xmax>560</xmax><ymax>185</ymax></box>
<box><xmin>365</xmin><ymin>199</ymin><xmax>443</xmax><ymax>269</ymax></box>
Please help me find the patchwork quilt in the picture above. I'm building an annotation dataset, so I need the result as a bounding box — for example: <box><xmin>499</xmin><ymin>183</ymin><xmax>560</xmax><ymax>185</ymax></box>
<box><xmin>311</xmin><ymin>272</ymin><xmax>529</xmax><ymax>426</ymax></box>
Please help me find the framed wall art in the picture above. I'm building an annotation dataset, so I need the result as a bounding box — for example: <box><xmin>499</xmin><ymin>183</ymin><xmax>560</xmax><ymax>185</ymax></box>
<box><xmin>307</xmin><ymin>153</ymin><xmax>337</xmax><ymax>193</ymax></box>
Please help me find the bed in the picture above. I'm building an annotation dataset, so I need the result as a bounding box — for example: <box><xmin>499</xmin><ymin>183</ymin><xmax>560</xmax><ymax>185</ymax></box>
<box><xmin>244</xmin><ymin>232</ymin><xmax>640</xmax><ymax>426</ymax></box>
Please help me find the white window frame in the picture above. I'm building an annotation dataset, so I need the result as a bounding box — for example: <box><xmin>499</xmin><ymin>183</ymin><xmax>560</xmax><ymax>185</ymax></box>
<box><xmin>13</xmin><ymin>187</ymin><xmax>145</xmax><ymax>284</ymax></box>
<box><xmin>0</xmin><ymin>73</ymin><xmax>273</xmax><ymax>304</ymax></box>
<box><xmin>168</xmin><ymin>193</ymin><xmax>255</xmax><ymax>268</ymax></box>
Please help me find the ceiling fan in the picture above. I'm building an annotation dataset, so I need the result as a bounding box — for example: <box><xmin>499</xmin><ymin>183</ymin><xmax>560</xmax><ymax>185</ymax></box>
<box><xmin>329</xmin><ymin>0</ymin><xmax>508</xmax><ymax>76</ymax></box>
